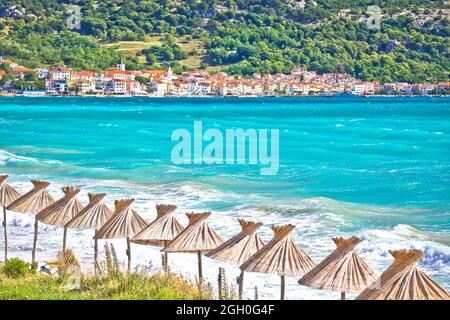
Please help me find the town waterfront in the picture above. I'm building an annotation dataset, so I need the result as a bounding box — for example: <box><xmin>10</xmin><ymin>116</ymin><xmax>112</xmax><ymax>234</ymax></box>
<box><xmin>0</xmin><ymin>96</ymin><xmax>449</xmax><ymax>299</ymax></box>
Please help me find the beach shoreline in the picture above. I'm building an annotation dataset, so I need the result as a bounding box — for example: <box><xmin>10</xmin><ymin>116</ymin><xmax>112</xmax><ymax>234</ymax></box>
<box><xmin>2</xmin><ymin>92</ymin><xmax>450</xmax><ymax>98</ymax></box>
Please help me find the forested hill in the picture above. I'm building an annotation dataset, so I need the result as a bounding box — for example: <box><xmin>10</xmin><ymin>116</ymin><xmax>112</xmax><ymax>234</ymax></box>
<box><xmin>0</xmin><ymin>0</ymin><xmax>448</xmax><ymax>83</ymax></box>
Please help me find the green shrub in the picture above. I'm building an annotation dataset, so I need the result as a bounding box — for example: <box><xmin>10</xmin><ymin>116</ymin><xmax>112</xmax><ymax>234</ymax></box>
<box><xmin>3</xmin><ymin>258</ymin><xmax>30</xmax><ymax>278</ymax></box>
<box><xmin>30</xmin><ymin>261</ymin><xmax>38</xmax><ymax>270</ymax></box>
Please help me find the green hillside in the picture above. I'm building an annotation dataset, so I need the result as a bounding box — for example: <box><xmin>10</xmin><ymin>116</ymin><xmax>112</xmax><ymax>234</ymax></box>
<box><xmin>0</xmin><ymin>0</ymin><xmax>448</xmax><ymax>82</ymax></box>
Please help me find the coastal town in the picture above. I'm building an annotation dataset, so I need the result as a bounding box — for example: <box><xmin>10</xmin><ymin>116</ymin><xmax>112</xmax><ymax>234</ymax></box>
<box><xmin>0</xmin><ymin>56</ymin><xmax>449</xmax><ymax>97</ymax></box>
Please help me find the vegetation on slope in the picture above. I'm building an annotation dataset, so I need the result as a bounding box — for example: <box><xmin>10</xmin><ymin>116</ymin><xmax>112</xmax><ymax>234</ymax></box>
<box><xmin>0</xmin><ymin>0</ymin><xmax>448</xmax><ymax>82</ymax></box>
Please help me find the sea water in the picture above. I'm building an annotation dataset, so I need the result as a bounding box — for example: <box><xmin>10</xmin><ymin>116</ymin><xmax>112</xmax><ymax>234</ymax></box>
<box><xmin>0</xmin><ymin>96</ymin><xmax>449</xmax><ymax>299</ymax></box>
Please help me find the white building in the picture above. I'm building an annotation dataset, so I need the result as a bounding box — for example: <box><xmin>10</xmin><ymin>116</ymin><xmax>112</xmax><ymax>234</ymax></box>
<box><xmin>53</xmin><ymin>80</ymin><xmax>68</xmax><ymax>93</ymax></box>
<box><xmin>108</xmin><ymin>80</ymin><xmax>128</xmax><ymax>94</ymax></box>
<box><xmin>35</xmin><ymin>69</ymin><xmax>49</xmax><ymax>79</ymax></box>
<box><xmin>48</xmin><ymin>67</ymin><xmax>75</xmax><ymax>80</ymax></box>
<box><xmin>147</xmin><ymin>81</ymin><xmax>167</xmax><ymax>96</ymax></box>
<box><xmin>76</xmin><ymin>80</ymin><xmax>96</xmax><ymax>94</ymax></box>
<box><xmin>126</xmin><ymin>80</ymin><xmax>142</xmax><ymax>95</ymax></box>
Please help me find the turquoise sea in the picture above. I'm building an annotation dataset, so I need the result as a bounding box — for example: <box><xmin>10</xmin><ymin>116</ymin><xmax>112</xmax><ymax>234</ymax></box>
<box><xmin>0</xmin><ymin>96</ymin><xmax>449</xmax><ymax>299</ymax></box>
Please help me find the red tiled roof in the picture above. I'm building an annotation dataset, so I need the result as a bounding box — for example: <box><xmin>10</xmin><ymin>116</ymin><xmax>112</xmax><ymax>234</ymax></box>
<box><xmin>2</xmin><ymin>60</ymin><xmax>18</xmax><ymax>66</ymax></box>
<box><xmin>106</xmin><ymin>70</ymin><xmax>131</xmax><ymax>75</ymax></box>
<box><xmin>11</xmin><ymin>67</ymin><xmax>33</xmax><ymax>73</ymax></box>
<box><xmin>142</xmin><ymin>70</ymin><xmax>166</xmax><ymax>75</ymax></box>
<box><xmin>75</xmin><ymin>71</ymin><xmax>97</xmax><ymax>76</ymax></box>
<box><xmin>49</xmin><ymin>67</ymin><xmax>74</xmax><ymax>73</ymax></box>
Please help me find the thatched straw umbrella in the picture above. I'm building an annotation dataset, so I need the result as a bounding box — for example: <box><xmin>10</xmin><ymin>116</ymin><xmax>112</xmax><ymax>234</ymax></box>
<box><xmin>36</xmin><ymin>186</ymin><xmax>84</xmax><ymax>254</ymax></box>
<box><xmin>94</xmin><ymin>198</ymin><xmax>148</xmax><ymax>273</ymax></box>
<box><xmin>240</xmin><ymin>224</ymin><xmax>315</xmax><ymax>300</ymax></box>
<box><xmin>356</xmin><ymin>249</ymin><xmax>450</xmax><ymax>300</ymax></box>
<box><xmin>163</xmin><ymin>212</ymin><xmax>224</xmax><ymax>283</ymax></box>
<box><xmin>298</xmin><ymin>236</ymin><xmax>377</xmax><ymax>300</ymax></box>
<box><xmin>206</xmin><ymin>219</ymin><xmax>265</xmax><ymax>299</ymax></box>
<box><xmin>0</xmin><ymin>175</ymin><xmax>21</xmax><ymax>261</ymax></box>
<box><xmin>6</xmin><ymin>180</ymin><xmax>55</xmax><ymax>263</ymax></box>
<box><xmin>131</xmin><ymin>204</ymin><xmax>183</xmax><ymax>270</ymax></box>
<box><xmin>65</xmin><ymin>193</ymin><xmax>113</xmax><ymax>272</ymax></box>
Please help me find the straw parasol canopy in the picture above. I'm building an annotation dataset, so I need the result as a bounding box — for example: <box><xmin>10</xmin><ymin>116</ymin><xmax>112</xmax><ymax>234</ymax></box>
<box><xmin>132</xmin><ymin>204</ymin><xmax>183</xmax><ymax>246</ymax></box>
<box><xmin>131</xmin><ymin>204</ymin><xmax>184</xmax><ymax>271</ymax></box>
<box><xmin>65</xmin><ymin>192</ymin><xmax>114</xmax><ymax>273</ymax></box>
<box><xmin>240</xmin><ymin>224</ymin><xmax>316</xmax><ymax>300</ymax></box>
<box><xmin>0</xmin><ymin>175</ymin><xmax>21</xmax><ymax>261</ymax></box>
<box><xmin>94</xmin><ymin>198</ymin><xmax>148</xmax><ymax>272</ymax></box>
<box><xmin>0</xmin><ymin>175</ymin><xmax>20</xmax><ymax>208</ymax></box>
<box><xmin>7</xmin><ymin>180</ymin><xmax>54</xmax><ymax>263</ymax></box>
<box><xmin>7</xmin><ymin>180</ymin><xmax>54</xmax><ymax>215</ymax></box>
<box><xmin>163</xmin><ymin>212</ymin><xmax>224</xmax><ymax>283</ymax></box>
<box><xmin>356</xmin><ymin>249</ymin><xmax>450</xmax><ymax>300</ymax></box>
<box><xmin>36</xmin><ymin>186</ymin><xmax>84</xmax><ymax>254</ymax></box>
<box><xmin>298</xmin><ymin>236</ymin><xmax>377</xmax><ymax>299</ymax></box>
<box><xmin>66</xmin><ymin>193</ymin><xmax>113</xmax><ymax>230</ymax></box>
<box><xmin>206</xmin><ymin>219</ymin><xmax>265</xmax><ymax>299</ymax></box>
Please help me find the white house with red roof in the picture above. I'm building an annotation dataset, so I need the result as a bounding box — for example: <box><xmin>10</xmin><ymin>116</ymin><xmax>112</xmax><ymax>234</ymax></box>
<box><xmin>126</xmin><ymin>80</ymin><xmax>143</xmax><ymax>95</ymax></box>
<box><xmin>10</xmin><ymin>67</ymin><xmax>34</xmax><ymax>79</ymax></box>
<box><xmin>104</xmin><ymin>69</ymin><xmax>135</xmax><ymax>81</ymax></box>
<box><xmin>72</xmin><ymin>71</ymin><xmax>98</xmax><ymax>82</ymax></box>
<box><xmin>437</xmin><ymin>82</ymin><xmax>450</xmax><ymax>91</ymax></box>
<box><xmin>0</xmin><ymin>56</ymin><xmax>20</xmax><ymax>69</ymax></box>
<box><xmin>48</xmin><ymin>67</ymin><xmax>75</xmax><ymax>80</ymax></box>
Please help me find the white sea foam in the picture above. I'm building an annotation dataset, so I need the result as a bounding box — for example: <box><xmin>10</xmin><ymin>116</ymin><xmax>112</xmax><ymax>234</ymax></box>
<box><xmin>348</xmin><ymin>118</ymin><xmax>365</xmax><ymax>122</ymax></box>
<box><xmin>0</xmin><ymin>149</ymin><xmax>38</xmax><ymax>165</ymax></box>
<box><xmin>0</xmin><ymin>149</ymin><xmax>65</xmax><ymax>166</ymax></box>
<box><xmin>0</xmin><ymin>175</ymin><xmax>449</xmax><ymax>299</ymax></box>
<box><xmin>359</xmin><ymin>224</ymin><xmax>450</xmax><ymax>274</ymax></box>
<box><xmin>6</xmin><ymin>146</ymin><xmax>90</xmax><ymax>155</ymax></box>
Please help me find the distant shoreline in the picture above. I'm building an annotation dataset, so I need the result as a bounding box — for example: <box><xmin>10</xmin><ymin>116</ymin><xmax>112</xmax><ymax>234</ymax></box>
<box><xmin>1</xmin><ymin>93</ymin><xmax>449</xmax><ymax>98</ymax></box>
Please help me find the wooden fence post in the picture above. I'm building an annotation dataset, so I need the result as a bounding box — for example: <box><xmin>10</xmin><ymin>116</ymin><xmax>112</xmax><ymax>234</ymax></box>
<box><xmin>218</xmin><ymin>267</ymin><xmax>225</xmax><ymax>300</ymax></box>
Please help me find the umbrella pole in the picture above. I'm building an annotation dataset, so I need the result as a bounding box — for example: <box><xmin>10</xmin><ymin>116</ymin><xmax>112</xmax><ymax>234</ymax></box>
<box><xmin>94</xmin><ymin>230</ymin><xmax>98</xmax><ymax>275</ymax></box>
<box><xmin>62</xmin><ymin>226</ymin><xmax>67</xmax><ymax>253</ymax></box>
<box><xmin>126</xmin><ymin>237</ymin><xmax>131</xmax><ymax>273</ymax></box>
<box><xmin>197</xmin><ymin>250</ymin><xmax>203</xmax><ymax>284</ymax></box>
<box><xmin>163</xmin><ymin>240</ymin><xmax>169</xmax><ymax>272</ymax></box>
<box><xmin>3</xmin><ymin>206</ymin><xmax>7</xmax><ymax>261</ymax></box>
<box><xmin>341</xmin><ymin>291</ymin><xmax>345</xmax><ymax>300</ymax></box>
<box><xmin>238</xmin><ymin>270</ymin><xmax>245</xmax><ymax>300</ymax></box>
<box><xmin>280</xmin><ymin>275</ymin><xmax>285</xmax><ymax>300</ymax></box>
<box><xmin>32</xmin><ymin>216</ymin><xmax>39</xmax><ymax>265</ymax></box>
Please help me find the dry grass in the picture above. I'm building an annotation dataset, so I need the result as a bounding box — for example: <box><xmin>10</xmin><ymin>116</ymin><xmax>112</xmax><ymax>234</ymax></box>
<box><xmin>102</xmin><ymin>35</ymin><xmax>208</xmax><ymax>69</ymax></box>
<box><xmin>101</xmin><ymin>35</ymin><xmax>164</xmax><ymax>64</ymax></box>
<box><xmin>176</xmin><ymin>36</ymin><xmax>206</xmax><ymax>69</ymax></box>
<box><xmin>101</xmin><ymin>36</ymin><xmax>164</xmax><ymax>52</ymax></box>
